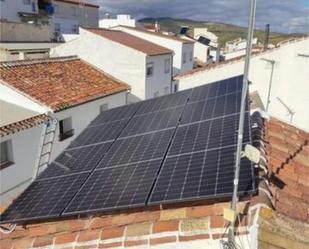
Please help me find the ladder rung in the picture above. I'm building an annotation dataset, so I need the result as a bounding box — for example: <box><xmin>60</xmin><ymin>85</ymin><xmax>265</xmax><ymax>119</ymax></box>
<box><xmin>45</xmin><ymin>130</ymin><xmax>56</xmax><ymax>135</ymax></box>
<box><xmin>42</xmin><ymin>141</ymin><xmax>53</xmax><ymax>146</ymax></box>
<box><xmin>40</xmin><ymin>151</ymin><xmax>51</xmax><ymax>157</ymax></box>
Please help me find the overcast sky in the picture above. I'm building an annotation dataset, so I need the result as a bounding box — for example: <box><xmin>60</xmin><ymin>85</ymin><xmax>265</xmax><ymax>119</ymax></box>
<box><xmin>89</xmin><ymin>0</ymin><xmax>309</xmax><ymax>33</ymax></box>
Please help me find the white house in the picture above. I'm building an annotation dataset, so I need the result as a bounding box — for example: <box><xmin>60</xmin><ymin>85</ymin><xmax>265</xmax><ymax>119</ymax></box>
<box><xmin>223</xmin><ymin>37</ymin><xmax>259</xmax><ymax>60</ymax></box>
<box><xmin>0</xmin><ymin>101</ymin><xmax>47</xmax><ymax>207</ymax></box>
<box><xmin>0</xmin><ymin>56</ymin><xmax>129</xmax><ymax>204</ymax></box>
<box><xmin>52</xmin><ymin>0</ymin><xmax>99</xmax><ymax>34</ymax></box>
<box><xmin>99</xmin><ymin>14</ymin><xmax>136</xmax><ymax>29</ymax></box>
<box><xmin>174</xmin><ymin>37</ymin><xmax>309</xmax><ymax>130</ymax></box>
<box><xmin>51</xmin><ymin>27</ymin><xmax>174</xmax><ymax>101</ymax></box>
<box><xmin>112</xmin><ymin>26</ymin><xmax>195</xmax><ymax>76</ymax></box>
<box><xmin>193</xmin><ymin>27</ymin><xmax>218</xmax><ymax>47</ymax></box>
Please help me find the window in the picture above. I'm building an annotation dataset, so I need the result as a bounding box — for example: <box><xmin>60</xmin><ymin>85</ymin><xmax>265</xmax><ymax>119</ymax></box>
<box><xmin>72</xmin><ymin>24</ymin><xmax>78</xmax><ymax>33</ymax></box>
<box><xmin>146</xmin><ymin>62</ymin><xmax>154</xmax><ymax>77</ymax></box>
<box><xmin>190</xmin><ymin>51</ymin><xmax>193</xmax><ymax>61</ymax></box>
<box><xmin>59</xmin><ymin>117</ymin><xmax>74</xmax><ymax>141</ymax></box>
<box><xmin>54</xmin><ymin>4</ymin><xmax>59</xmax><ymax>13</ymax></box>
<box><xmin>153</xmin><ymin>91</ymin><xmax>160</xmax><ymax>98</ymax></box>
<box><xmin>31</xmin><ymin>1</ymin><xmax>36</xmax><ymax>12</ymax></box>
<box><xmin>23</xmin><ymin>0</ymin><xmax>30</xmax><ymax>5</ymax></box>
<box><xmin>54</xmin><ymin>23</ymin><xmax>61</xmax><ymax>32</ymax></box>
<box><xmin>100</xmin><ymin>103</ymin><xmax>109</xmax><ymax>113</ymax></box>
<box><xmin>174</xmin><ymin>83</ymin><xmax>179</xmax><ymax>93</ymax></box>
<box><xmin>164</xmin><ymin>58</ymin><xmax>170</xmax><ymax>74</ymax></box>
<box><xmin>182</xmin><ymin>52</ymin><xmax>187</xmax><ymax>64</ymax></box>
<box><xmin>0</xmin><ymin>140</ymin><xmax>14</xmax><ymax>170</ymax></box>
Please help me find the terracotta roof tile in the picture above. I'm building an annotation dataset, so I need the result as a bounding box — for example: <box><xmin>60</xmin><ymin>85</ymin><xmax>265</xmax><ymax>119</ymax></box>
<box><xmin>54</xmin><ymin>0</ymin><xmax>99</xmax><ymax>8</ymax></box>
<box><xmin>0</xmin><ymin>57</ymin><xmax>130</xmax><ymax>111</ymax></box>
<box><xmin>84</xmin><ymin>28</ymin><xmax>173</xmax><ymax>56</ymax></box>
<box><xmin>0</xmin><ymin>114</ymin><xmax>48</xmax><ymax>137</ymax></box>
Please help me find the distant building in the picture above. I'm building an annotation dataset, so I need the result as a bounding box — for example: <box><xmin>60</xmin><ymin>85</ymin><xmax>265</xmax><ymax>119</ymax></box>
<box><xmin>113</xmin><ymin>26</ymin><xmax>195</xmax><ymax>78</ymax></box>
<box><xmin>99</xmin><ymin>14</ymin><xmax>136</xmax><ymax>29</ymax></box>
<box><xmin>223</xmin><ymin>37</ymin><xmax>258</xmax><ymax>60</ymax></box>
<box><xmin>52</xmin><ymin>27</ymin><xmax>174</xmax><ymax>101</ymax></box>
<box><xmin>193</xmin><ymin>27</ymin><xmax>218</xmax><ymax>47</ymax></box>
<box><xmin>52</xmin><ymin>0</ymin><xmax>99</xmax><ymax>34</ymax></box>
<box><xmin>0</xmin><ymin>56</ymin><xmax>129</xmax><ymax>204</ymax></box>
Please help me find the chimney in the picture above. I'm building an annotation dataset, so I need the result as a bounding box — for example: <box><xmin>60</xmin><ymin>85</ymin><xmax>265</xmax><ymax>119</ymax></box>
<box><xmin>264</xmin><ymin>24</ymin><xmax>270</xmax><ymax>50</ymax></box>
<box><xmin>155</xmin><ymin>21</ymin><xmax>160</xmax><ymax>32</ymax></box>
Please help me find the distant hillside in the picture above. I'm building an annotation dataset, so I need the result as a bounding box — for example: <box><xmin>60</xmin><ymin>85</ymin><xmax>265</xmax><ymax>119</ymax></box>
<box><xmin>138</xmin><ymin>17</ymin><xmax>303</xmax><ymax>47</ymax></box>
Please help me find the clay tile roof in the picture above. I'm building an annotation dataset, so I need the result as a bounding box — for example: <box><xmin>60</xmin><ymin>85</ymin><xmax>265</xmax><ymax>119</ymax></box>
<box><xmin>84</xmin><ymin>28</ymin><xmax>173</xmax><ymax>56</ymax></box>
<box><xmin>120</xmin><ymin>26</ymin><xmax>194</xmax><ymax>44</ymax></box>
<box><xmin>0</xmin><ymin>114</ymin><xmax>48</xmax><ymax>137</ymax></box>
<box><xmin>54</xmin><ymin>0</ymin><xmax>99</xmax><ymax>8</ymax></box>
<box><xmin>0</xmin><ymin>56</ymin><xmax>130</xmax><ymax>112</ymax></box>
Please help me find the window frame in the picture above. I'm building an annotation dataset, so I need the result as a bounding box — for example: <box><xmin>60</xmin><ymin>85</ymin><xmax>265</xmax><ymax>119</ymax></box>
<box><xmin>0</xmin><ymin>140</ymin><xmax>14</xmax><ymax>170</ymax></box>
<box><xmin>146</xmin><ymin>62</ymin><xmax>154</xmax><ymax>78</ymax></box>
<box><xmin>59</xmin><ymin>117</ymin><xmax>74</xmax><ymax>141</ymax></box>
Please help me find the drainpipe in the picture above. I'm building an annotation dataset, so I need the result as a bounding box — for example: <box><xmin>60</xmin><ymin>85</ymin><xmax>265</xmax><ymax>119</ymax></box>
<box><xmin>260</xmin><ymin>58</ymin><xmax>275</xmax><ymax>111</ymax></box>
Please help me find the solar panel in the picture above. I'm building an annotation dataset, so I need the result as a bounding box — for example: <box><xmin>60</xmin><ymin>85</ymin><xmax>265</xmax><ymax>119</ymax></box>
<box><xmin>68</xmin><ymin>119</ymin><xmax>129</xmax><ymax>149</ymax></box>
<box><xmin>136</xmin><ymin>90</ymin><xmax>191</xmax><ymax>115</ymax></box>
<box><xmin>120</xmin><ymin>106</ymin><xmax>184</xmax><ymax>138</ymax></box>
<box><xmin>0</xmin><ymin>173</ymin><xmax>88</xmax><ymax>223</ymax></box>
<box><xmin>1</xmin><ymin>75</ymin><xmax>256</xmax><ymax>225</ymax></box>
<box><xmin>180</xmin><ymin>26</ymin><xmax>189</xmax><ymax>35</ymax></box>
<box><xmin>169</xmin><ymin>113</ymin><xmax>250</xmax><ymax>157</ymax></box>
<box><xmin>64</xmin><ymin>159</ymin><xmax>162</xmax><ymax>215</ymax></box>
<box><xmin>149</xmin><ymin>146</ymin><xmax>254</xmax><ymax>204</ymax></box>
<box><xmin>38</xmin><ymin>142</ymin><xmax>112</xmax><ymax>179</ymax></box>
<box><xmin>97</xmin><ymin>129</ymin><xmax>174</xmax><ymax>168</ymax></box>
<box><xmin>89</xmin><ymin>102</ymin><xmax>140</xmax><ymax>126</ymax></box>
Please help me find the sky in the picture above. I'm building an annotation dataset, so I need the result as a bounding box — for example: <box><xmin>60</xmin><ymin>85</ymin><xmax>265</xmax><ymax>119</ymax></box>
<box><xmin>89</xmin><ymin>0</ymin><xmax>309</xmax><ymax>34</ymax></box>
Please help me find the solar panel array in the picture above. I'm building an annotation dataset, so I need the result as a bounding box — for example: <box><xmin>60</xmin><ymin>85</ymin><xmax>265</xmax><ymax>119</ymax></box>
<box><xmin>0</xmin><ymin>75</ymin><xmax>256</xmax><ymax>224</ymax></box>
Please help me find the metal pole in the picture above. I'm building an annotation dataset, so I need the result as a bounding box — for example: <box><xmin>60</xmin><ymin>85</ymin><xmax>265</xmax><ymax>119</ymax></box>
<box><xmin>266</xmin><ymin>60</ymin><xmax>275</xmax><ymax>111</ymax></box>
<box><xmin>228</xmin><ymin>0</ymin><xmax>256</xmax><ymax>245</ymax></box>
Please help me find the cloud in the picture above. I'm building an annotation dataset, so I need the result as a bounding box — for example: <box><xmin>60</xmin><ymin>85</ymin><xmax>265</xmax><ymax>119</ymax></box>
<box><xmin>89</xmin><ymin>0</ymin><xmax>308</xmax><ymax>33</ymax></box>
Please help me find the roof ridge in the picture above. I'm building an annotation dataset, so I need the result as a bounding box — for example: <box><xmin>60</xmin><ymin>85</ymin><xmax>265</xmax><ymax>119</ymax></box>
<box><xmin>0</xmin><ymin>56</ymin><xmax>79</xmax><ymax>68</ymax></box>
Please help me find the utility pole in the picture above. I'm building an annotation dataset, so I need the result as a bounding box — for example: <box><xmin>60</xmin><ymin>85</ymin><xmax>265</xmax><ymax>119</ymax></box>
<box><xmin>228</xmin><ymin>0</ymin><xmax>256</xmax><ymax>245</ymax></box>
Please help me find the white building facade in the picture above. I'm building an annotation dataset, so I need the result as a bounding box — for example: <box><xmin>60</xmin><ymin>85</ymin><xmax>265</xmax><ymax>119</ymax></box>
<box><xmin>52</xmin><ymin>28</ymin><xmax>173</xmax><ymax>101</ymax></box>
<box><xmin>175</xmin><ymin>37</ymin><xmax>309</xmax><ymax>130</ymax></box>
<box><xmin>99</xmin><ymin>14</ymin><xmax>136</xmax><ymax>29</ymax></box>
<box><xmin>112</xmin><ymin>26</ymin><xmax>194</xmax><ymax>76</ymax></box>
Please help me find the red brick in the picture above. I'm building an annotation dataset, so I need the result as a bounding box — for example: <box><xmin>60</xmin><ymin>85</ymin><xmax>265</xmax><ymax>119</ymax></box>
<box><xmin>12</xmin><ymin>237</ymin><xmax>34</xmax><ymax>249</ymax></box>
<box><xmin>124</xmin><ymin>239</ymin><xmax>148</xmax><ymax>247</ymax></box>
<box><xmin>101</xmin><ymin>227</ymin><xmax>124</xmax><ymax>240</ymax></box>
<box><xmin>0</xmin><ymin>228</ymin><xmax>26</xmax><ymax>240</ymax></box>
<box><xmin>55</xmin><ymin>232</ymin><xmax>77</xmax><ymax>244</ymax></box>
<box><xmin>212</xmin><ymin>202</ymin><xmax>230</xmax><ymax>216</ymax></box>
<box><xmin>186</xmin><ymin>205</ymin><xmax>213</xmax><ymax>218</ymax></box>
<box><xmin>134</xmin><ymin>211</ymin><xmax>160</xmax><ymax>223</ymax></box>
<box><xmin>112</xmin><ymin>214</ymin><xmax>136</xmax><ymax>226</ymax></box>
<box><xmin>153</xmin><ymin>220</ymin><xmax>179</xmax><ymax>233</ymax></box>
<box><xmin>179</xmin><ymin>234</ymin><xmax>210</xmax><ymax>241</ymax></box>
<box><xmin>210</xmin><ymin>216</ymin><xmax>226</xmax><ymax>228</ymax></box>
<box><xmin>32</xmin><ymin>236</ymin><xmax>53</xmax><ymax>247</ymax></box>
<box><xmin>90</xmin><ymin>217</ymin><xmax>113</xmax><ymax>229</ymax></box>
<box><xmin>78</xmin><ymin>229</ymin><xmax>101</xmax><ymax>242</ymax></box>
<box><xmin>75</xmin><ymin>245</ymin><xmax>97</xmax><ymax>249</ymax></box>
<box><xmin>66</xmin><ymin>219</ymin><xmax>88</xmax><ymax>232</ymax></box>
<box><xmin>99</xmin><ymin>242</ymin><xmax>123</xmax><ymax>248</ymax></box>
<box><xmin>28</xmin><ymin>226</ymin><xmax>49</xmax><ymax>237</ymax></box>
<box><xmin>150</xmin><ymin>236</ymin><xmax>177</xmax><ymax>245</ymax></box>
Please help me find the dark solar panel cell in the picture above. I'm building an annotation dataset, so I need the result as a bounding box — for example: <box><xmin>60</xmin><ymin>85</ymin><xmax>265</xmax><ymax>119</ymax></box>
<box><xmin>38</xmin><ymin>142</ymin><xmax>112</xmax><ymax>179</ymax></box>
<box><xmin>136</xmin><ymin>90</ymin><xmax>191</xmax><ymax>115</ymax></box>
<box><xmin>169</xmin><ymin>113</ymin><xmax>250</xmax><ymax>156</ymax></box>
<box><xmin>149</xmin><ymin>146</ymin><xmax>254</xmax><ymax>204</ymax></box>
<box><xmin>68</xmin><ymin>119</ymin><xmax>129</xmax><ymax>149</ymax></box>
<box><xmin>120</xmin><ymin>106</ymin><xmax>184</xmax><ymax>137</ymax></box>
<box><xmin>97</xmin><ymin>129</ymin><xmax>174</xmax><ymax>168</ymax></box>
<box><xmin>0</xmin><ymin>173</ymin><xmax>88</xmax><ymax>223</ymax></box>
<box><xmin>64</xmin><ymin>159</ymin><xmax>162</xmax><ymax>215</ymax></box>
<box><xmin>90</xmin><ymin>102</ymin><xmax>140</xmax><ymax>126</ymax></box>
<box><xmin>181</xmin><ymin>91</ymin><xmax>243</xmax><ymax>124</ymax></box>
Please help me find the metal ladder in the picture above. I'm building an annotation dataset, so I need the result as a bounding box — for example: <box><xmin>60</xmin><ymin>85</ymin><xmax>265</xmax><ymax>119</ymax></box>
<box><xmin>32</xmin><ymin>118</ymin><xmax>58</xmax><ymax>180</ymax></box>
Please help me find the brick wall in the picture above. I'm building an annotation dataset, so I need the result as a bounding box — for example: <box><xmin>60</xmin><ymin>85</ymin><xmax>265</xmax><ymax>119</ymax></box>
<box><xmin>0</xmin><ymin>201</ymin><xmax>251</xmax><ymax>249</ymax></box>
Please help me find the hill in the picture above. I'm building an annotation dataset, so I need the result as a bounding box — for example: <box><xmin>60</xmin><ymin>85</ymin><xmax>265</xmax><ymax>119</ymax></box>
<box><xmin>138</xmin><ymin>17</ymin><xmax>303</xmax><ymax>47</ymax></box>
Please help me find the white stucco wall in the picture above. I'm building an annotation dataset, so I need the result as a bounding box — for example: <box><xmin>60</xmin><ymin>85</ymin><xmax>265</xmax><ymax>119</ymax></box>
<box><xmin>0</xmin><ymin>124</ymin><xmax>44</xmax><ymax>204</ymax></box>
<box><xmin>176</xmin><ymin>38</ymin><xmax>309</xmax><ymax>130</ymax></box>
<box><xmin>145</xmin><ymin>54</ymin><xmax>173</xmax><ymax>98</ymax></box>
<box><xmin>0</xmin><ymin>0</ymin><xmax>38</xmax><ymax>22</ymax></box>
<box><xmin>116</xmin><ymin>27</ymin><xmax>194</xmax><ymax>75</ymax></box>
<box><xmin>193</xmin><ymin>42</ymin><xmax>209</xmax><ymax>63</ymax></box>
<box><xmin>52</xmin><ymin>28</ymin><xmax>171</xmax><ymax>100</ymax></box>
<box><xmin>50</xmin><ymin>91</ymin><xmax>127</xmax><ymax>160</ymax></box>
<box><xmin>99</xmin><ymin>15</ymin><xmax>136</xmax><ymax>29</ymax></box>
